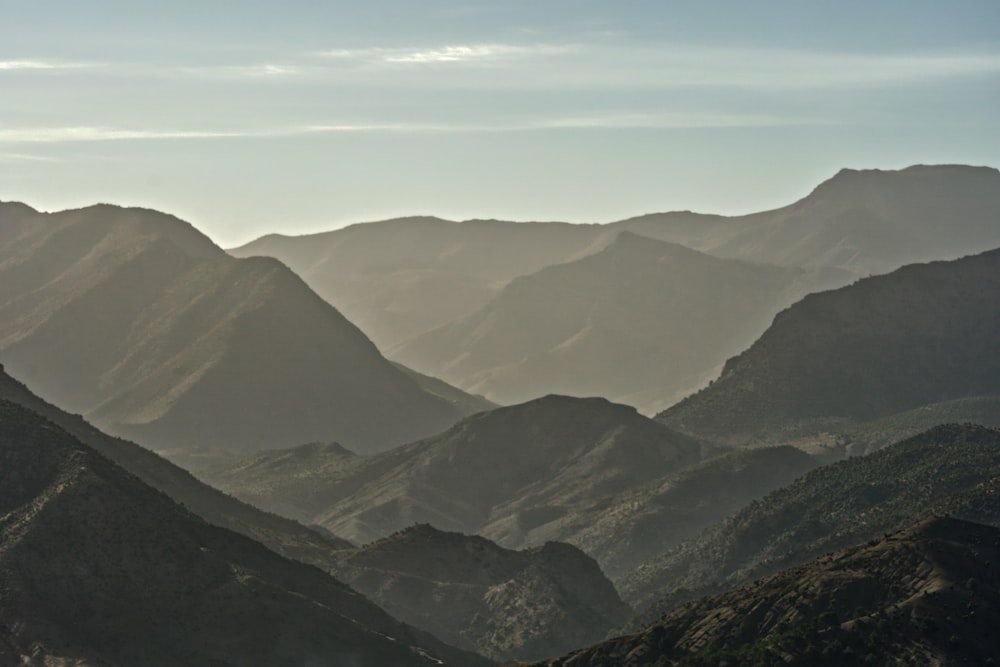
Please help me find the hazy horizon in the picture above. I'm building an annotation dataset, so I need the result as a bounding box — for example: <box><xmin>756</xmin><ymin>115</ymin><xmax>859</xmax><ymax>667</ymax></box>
<box><xmin>3</xmin><ymin>1</ymin><xmax>999</xmax><ymax>247</ymax></box>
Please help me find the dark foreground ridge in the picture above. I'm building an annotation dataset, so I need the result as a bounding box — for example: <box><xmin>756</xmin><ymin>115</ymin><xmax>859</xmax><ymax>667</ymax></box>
<box><xmin>0</xmin><ymin>398</ymin><xmax>490</xmax><ymax>666</ymax></box>
<box><xmin>526</xmin><ymin>516</ymin><xmax>1000</xmax><ymax>666</ymax></box>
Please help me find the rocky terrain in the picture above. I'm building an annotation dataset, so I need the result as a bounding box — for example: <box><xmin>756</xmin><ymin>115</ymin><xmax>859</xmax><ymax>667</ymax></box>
<box><xmin>620</xmin><ymin>424</ymin><xmax>1000</xmax><ymax>612</ymax></box>
<box><xmin>0</xmin><ymin>398</ymin><xmax>489</xmax><ymax>667</ymax></box>
<box><xmin>526</xmin><ymin>516</ymin><xmax>1000</xmax><ymax>666</ymax></box>
<box><xmin>0</xmin><ymin>362</ymin><xmax>356</xmax><ymax>569</ymax></box>
<box><xmin>329</xmin><ymin>524</ymin><xmax>629</xmax><ymax>662</ymax></box>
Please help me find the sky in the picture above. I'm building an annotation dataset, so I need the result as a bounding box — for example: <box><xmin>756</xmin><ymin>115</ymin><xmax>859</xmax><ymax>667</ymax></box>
<box><xmin>2</xmin><ymin>1</ymin><xmax>998</xmax><ymax>247</ymax></box>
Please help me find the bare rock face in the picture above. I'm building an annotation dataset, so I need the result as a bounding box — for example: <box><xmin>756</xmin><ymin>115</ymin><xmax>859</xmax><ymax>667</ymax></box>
<box><xmin>330</xmin><ymin>524</ymin><xmax>630</xmax><ymax>663</ymax></box>
<box><xmin>0</xmin><ymin>201</ymin><xmax>479</xmax><ymax>457</ymax></box>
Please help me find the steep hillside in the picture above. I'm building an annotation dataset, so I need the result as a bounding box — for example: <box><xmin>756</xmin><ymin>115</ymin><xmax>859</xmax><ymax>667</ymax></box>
<box><xmin>527</xmin><ymin>517</ymin><xmax>1000</xmax><ymax>666</ymax></box>
<box><xmin>330</xmin><ymin>524</ymin><xmax>629</xmax><ymax>662</ymax></box>
<box><xmin>230</xmin><ymin>216</ymin><xmax>616</xmax><ymax>349</ymax></box>
<box><xmin>574</xmin><ymin>445</ymin><xmax>818</xmax><ymax>580</ymax></box>
<box><xmin>207</xmin><ymin>395</ymin><xmax>717</xmax><ymax>548</ymax></box>
<box><xmin>0</xmin><ymin>399</ymin><xmax>489</xmax><ymax>667</ymax></box>
<box><xmin>0</xmin><ymin>202</ymin><xmax>477</xmax><ymax>455</ymax></box>
<box><xmin>658</xmin><ymin>248</ymin><xmax>1000</xmax><ymax>443</ymax></box>
<box><xmin>0</xmin><ymin>362</ymin><xmax>356</xmax><ymax>568</ymax></box>
<box><xmin>618</xmin><ymin>164</ymin><xmax>1000</xmax><ymax>275</ymax></box>
<box><xmin>620</xmin><ymin>424</ymin><xmax>1000</xmax><ymax>611</ymax></box>
<box><xmin>391</xmin><ymin>232</ymin><xmax>847</xmax><ymax>412</ymax></box>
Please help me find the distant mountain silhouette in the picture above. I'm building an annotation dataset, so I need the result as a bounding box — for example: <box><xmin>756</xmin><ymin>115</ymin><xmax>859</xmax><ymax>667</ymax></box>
<box><xmin>230</xmin><ymin>216</ymin><xmax>618</xmax><ymax>349</ymax></box>
<box><xmin>657</xmin><ymin>248</ymin><xmax>1000</xmax><ymax>443</ymax></box>
<box><xmin>233</xmin><ymin>165</ymin><xmax>999</xmax><ymax>413</ymax></box>
<box><xmin>620</xmin><ymin>424</ymin><xmax>1000</xmax><ymax>612</ymax></box>
<box><xmin>615</xmin><ymin>164</ymin><xmax>1000</xmax><ymax>275</ymax></box>
<box><xmin>329</xmin><ymin>524</ymin><xmax>629</xmax><ymax>662</ymax></box>
<box><xmin>391</xmin><ymin>232</ymin><xmax>847</xmax><ymax>412</ymax></box>
<box><xmin>0</xmin><ymin>202</ymin><xmax>481</xmax><ymax>456</ymax></box>
<box><xmin>527</xmin><ymin>516</ymin><xmax>1000</xmax><ymax>666</ymax></box>
<box><xmin>0</xmin><ymin>399</ymin><xmax>489</xmax><ymax>666</ymax></box>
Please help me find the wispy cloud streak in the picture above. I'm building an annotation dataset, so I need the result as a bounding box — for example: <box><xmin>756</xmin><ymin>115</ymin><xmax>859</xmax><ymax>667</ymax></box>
<box><xmin>0</xmin><ymin>112</ymin><xmax>820</xmax><ymax>145</ymax></box>
<box><xmin>317</xmin><ymin>43</ymin><xmax>570</xmax><ymax>65</ymax></box>
<box><xmin>0</xmin><ymin>59</ymin><xmax>96</xmax><ymax>71</ymax></box>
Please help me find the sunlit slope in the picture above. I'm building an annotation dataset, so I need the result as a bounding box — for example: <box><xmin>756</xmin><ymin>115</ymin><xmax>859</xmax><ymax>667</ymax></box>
<box><xmin>0</xmin><ymin>202</ymin><xmax>476</xmax><ymax>455</ymax></box>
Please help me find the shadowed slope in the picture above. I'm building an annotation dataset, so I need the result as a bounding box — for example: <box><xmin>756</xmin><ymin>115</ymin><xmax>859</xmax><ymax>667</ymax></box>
<box><xmin>526</xmin><ymin>516</ymin><xmax>1000</xmax><ymax>666</ymax></box>
<box><xmin>620</xmin><ymin>424</ymin><xmax>1000</xmax><ymax>611</ymax></box>
<box><xmin>658</xmin><ymin>248</ymin><xmax>1000</xmax><ymax>443</ymax></box>
<box><xmin>0</xmin><ymin>399</ymin><xmax>490</xmax><ymax>667</ymax></box>
<box><xmin>208</xmin><ymin>395</ymin><xmax>716</xmax><ymax>548</ymax></box>
<box><xmin>330</xmin><ymin>524</ymin><xmax>629</xmax><ymax>663</ymax></box>
<box><xmin>0</xmin><ymin>362</ymin><xmax>356</xmax><ymax>568</ymax></box>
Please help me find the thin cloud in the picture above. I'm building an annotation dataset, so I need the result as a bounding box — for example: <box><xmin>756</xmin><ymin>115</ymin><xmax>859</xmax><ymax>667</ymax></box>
<box><xmin>179</xmin><ymin>63</ymin><xmax>302</xmax><ymax>78</ymax></box>
<box><xmin>532</xmin><ymin>112</ymin><xmax>820</xmax><ymax>130</ymax></box>
<box><xmin>0</xmin><ymin>112</ymin><xmax>821</xmax><ymax>146</ymax></box>
<box><xmin>317</xmin><ymin>43</ymin><xmax>570</xmax><ymax>65</ymax></box>
<box><xmin>0</xmin><ymin>59</ymin><xmax>96</xmax><ymax>71</ymax></box>
<box><xmin>551</xmin><ymin>45</ymin><xmax>1000</xmax><ymax>90</ymax></box>
<box><xmin>0</xmin><ymin>127</ymin><xmax>246</xmax><ymax>143</ymax></box>
<box><xmin>0</xmin><ymin>152</ymin><xmax>61</xmax><ymax>162</ymax></box>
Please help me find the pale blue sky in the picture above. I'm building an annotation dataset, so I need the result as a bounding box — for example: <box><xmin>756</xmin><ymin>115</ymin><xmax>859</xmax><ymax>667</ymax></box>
<box><xmin>2</xmin><ymin>1</ymin><xmax>998</xmax><ymax>246</ymax></box>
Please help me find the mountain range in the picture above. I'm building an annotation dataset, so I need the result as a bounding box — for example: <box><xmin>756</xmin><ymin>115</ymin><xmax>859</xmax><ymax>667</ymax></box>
<box><xmin>658</xmin><ymin>247</ymin><xmax>1000</xmax><ymax>444</ymax></box>
<box><xmin>390</xmin><ymin>231</ymin><xmax>846</xmax><ymax>411</ymax></box>
<box><xmin>5</xmin><ymin>163</ymin><xmax>1000</xmax><ymax>664</ymax></box>
<box><xmin>1</xmin><ymin>361</ymin><xmax>633</xmax><ymax>664</ymax></box>
<box><xmin>233</xmin><ymin>164</ymin><xmax>1000</xmax><ymax>413</ymax></box>
<box><xmin>206</xmin><ymin>396</ymin><xmax>714</xmax><ymax>545</ymax></box>
<box><xmin>613</xmin><ymin>164</ymin><xmax>1000</xmax><ymax>274</ymax></box>
<box><xmin>206</xmin><ymin>395</ymin><xmax>820</xmax><ymax>586</ymax></box>
<box><xmin>526</xmin><ymin>516</ymin><xmax>1000</xmax><ymax>666</ymax></box>
<box><xmin>0</xmin><ymin>361</ymin><xmax>354</xmax><ymax>569</ymax></box>
<box><xmin>0</xmin><ymin>397</ymin><xmax>489</xmax><ymax>666</ymax></box>
<box><xmin>0</xmin><ymin>202</ymin><xmax>482</xmax><ymax>457</ymax></box>
<box><xmin>620</xmin><ymin>424</ymin><xmax>1000</xmax><ymax>613</ymax></box>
